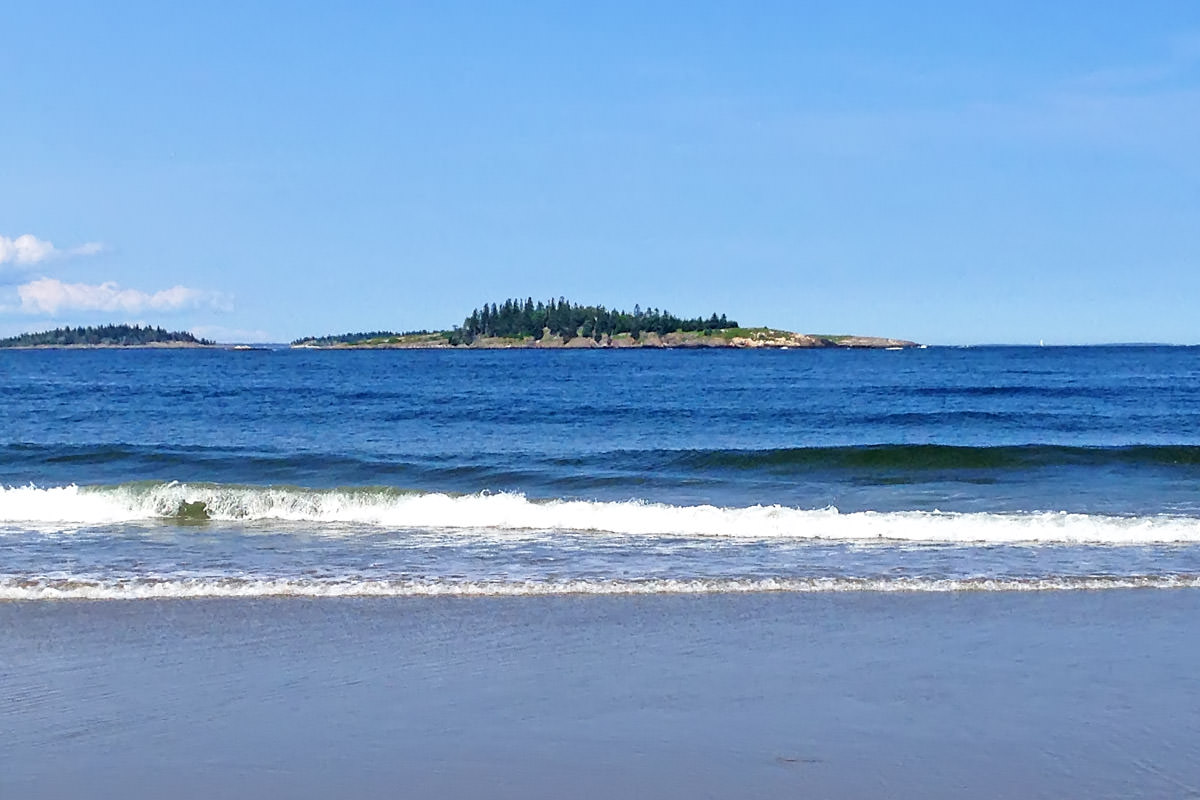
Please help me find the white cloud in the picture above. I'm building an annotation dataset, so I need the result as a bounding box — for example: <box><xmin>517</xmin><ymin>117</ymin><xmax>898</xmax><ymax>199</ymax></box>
<box><xmin>0</xmin><ymin>234</ymin><xmax>105</xmax><ymax>267</ymax></box>
<box><xmin>17</xmin><ymin>278</ymin><xmax>230</xmax><ymax>315</ymax></box>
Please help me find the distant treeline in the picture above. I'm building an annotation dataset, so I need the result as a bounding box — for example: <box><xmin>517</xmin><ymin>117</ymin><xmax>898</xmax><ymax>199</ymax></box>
<box><xmin>0</xmin><ymin>324</ymin><xmax>213</xmax><ymax>348</ymax></box>
<box><xmin>291</xmin><ymin>330</ymin><xmax>432</xmax><ymax>346</ymax></box>
<box><xmin>453</xmin><ymin>298</ymin><xmax>737</xmax><ymax>344</ymax></box>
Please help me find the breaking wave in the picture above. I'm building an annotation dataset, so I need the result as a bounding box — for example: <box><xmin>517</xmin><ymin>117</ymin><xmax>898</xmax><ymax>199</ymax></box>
<box><xmin>4</xmin><ymin>574</ymin><xmax>1200</xmax><ymax>601</ymax></box>
<box><xmin>3</xmin><ymin>482</ymin><xmax>1200</xmax><ymax>543</ymax></box>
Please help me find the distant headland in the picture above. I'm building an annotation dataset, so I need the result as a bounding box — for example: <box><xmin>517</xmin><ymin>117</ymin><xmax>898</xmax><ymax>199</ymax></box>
<box><xmin>292</xmin><ymin>298</ymin><xmax>917</xmax><ymax>350</ymax></box>
<box><xmin>0</xmin><ymin>324</ymin><xmax>214</xmax><ymax>349</ymax></box>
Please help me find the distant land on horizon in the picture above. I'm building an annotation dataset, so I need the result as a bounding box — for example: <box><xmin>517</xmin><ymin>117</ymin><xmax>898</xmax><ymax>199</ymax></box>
<box><xmin>291</xmin><ymin>298</ymin><xmax>918</xmax><ymax>350</ymax></box>
<box><xmin>0</xmin><ymin>324</ymin><xmax>214</xmax><ymax>349</ymax></box>
<box><xmin>0</xmin><ymin>300</ymin><xmax>920</xmax><ymax>350</ymax></box>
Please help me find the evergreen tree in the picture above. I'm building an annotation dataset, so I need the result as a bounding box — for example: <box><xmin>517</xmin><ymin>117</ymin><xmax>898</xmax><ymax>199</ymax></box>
<box><xmin>453</xmin><ymin>298</ymin><xmax>738</xmax><ymax>341</ymax></box>
<box><xmin>0</xmin><ymin>324</ymin><xmax>214</xmax><ymax>348</ymax></box>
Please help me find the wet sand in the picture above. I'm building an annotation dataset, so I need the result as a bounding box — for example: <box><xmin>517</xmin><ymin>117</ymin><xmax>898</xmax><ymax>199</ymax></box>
<box><xmin>4</xmin><ymin>591</ymin><xmax>1200</xmax><ymax>799</ymax></box>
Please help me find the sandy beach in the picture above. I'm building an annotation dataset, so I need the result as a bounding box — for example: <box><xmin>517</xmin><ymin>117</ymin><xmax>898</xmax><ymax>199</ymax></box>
<box><xmin>6</xmin><ymin>591</ymin><xmax>1200</xmax><ymax>799</ymax></box>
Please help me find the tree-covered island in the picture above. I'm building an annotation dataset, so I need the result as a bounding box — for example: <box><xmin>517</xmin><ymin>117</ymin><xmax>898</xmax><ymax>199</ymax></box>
<box><xmin>0</xmin><ymin>324</ymin><xmax>214</xmax><ymax>348</ymax></box>
<box><xmin>291</xmin><ymin>298</ymin><xmax>917</xmax><ymax>349</ymax></box>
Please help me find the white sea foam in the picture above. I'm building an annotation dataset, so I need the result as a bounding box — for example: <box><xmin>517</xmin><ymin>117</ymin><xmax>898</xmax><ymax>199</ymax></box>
<box><xmin>2</xmin><ymin>483</ymin><xmax>1200</xmax><ymax>544</ymax></box>
<box><xmin>3</xmin><ymin>574</ymin><xmax>1200</xmax><ymax>601</ymax></box>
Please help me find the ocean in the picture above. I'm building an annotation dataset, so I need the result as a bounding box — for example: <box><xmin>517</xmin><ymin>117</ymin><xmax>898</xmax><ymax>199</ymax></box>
<box><xmin>4</xmin><ymin>346</ymin><xmax>1200</xmax><ymax>797</ymax></box>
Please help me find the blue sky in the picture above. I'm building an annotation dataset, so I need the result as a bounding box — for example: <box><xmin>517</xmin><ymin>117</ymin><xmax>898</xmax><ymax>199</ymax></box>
<box><xmin>2</xmin><ymin>1</ymin><xmax>1198</xmax><ymax>344</ymax></box>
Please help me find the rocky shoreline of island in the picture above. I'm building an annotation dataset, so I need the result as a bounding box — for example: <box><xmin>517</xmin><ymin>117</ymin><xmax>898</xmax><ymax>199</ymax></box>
<box><xmin>1</xmin><ymin>342</ymin><xmax>214</xmax><ymax>350</ymax></box>
<box><xmin>291</xmin><ymin>298</ymin><xmax>918</xmax><ymax>349</ymax></box>
<box><xmin>291</xmin><ymin>328</ymin><xmax>918</xmax><ymax>350</ymax></box>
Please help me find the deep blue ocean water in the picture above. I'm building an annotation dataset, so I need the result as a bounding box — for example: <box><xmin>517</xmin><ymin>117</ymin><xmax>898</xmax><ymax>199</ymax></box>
<box><xmin>4</xmin><ymin>345</ymin><xmax>1200</xmax><ymax>598</ymax></box>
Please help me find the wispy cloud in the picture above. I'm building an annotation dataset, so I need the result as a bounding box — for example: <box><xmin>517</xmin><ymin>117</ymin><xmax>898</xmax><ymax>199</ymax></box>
<box><xmin>0</xmin><ymin>234</ymin><xmax>105</xmax><ymax>267</ymax></box>
<box><xmin>17</xmin><ymin>278</ymin><xmax>230</xmax><ymax>315</ymax></box>
<box><xmin>68</xmin><ymin>241</ymin><xmax>106</xmax><ymax>257</ymax></box>
<box><xmin>189</xmin><ymin>324</ymin><xmax>274</xmax><ymax>344</ymax></box>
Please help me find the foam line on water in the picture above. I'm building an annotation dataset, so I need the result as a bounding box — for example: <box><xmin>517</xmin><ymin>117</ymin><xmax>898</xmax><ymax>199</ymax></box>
<box><xmin>4</xmin><ymin>575</ymin><xmax>1200</xmax><ymax>601</ymax></box>
<box><xmin>3</xmin><ymin>483</ymin><xmax>1200</xmax><ymax>544</ymax></box>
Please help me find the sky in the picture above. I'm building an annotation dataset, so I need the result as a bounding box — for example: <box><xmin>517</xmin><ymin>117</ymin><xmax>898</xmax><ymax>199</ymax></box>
<box><xmin>2</xmin><ymin>1</ymin><xmax>1198</xmax><ymax>345</ymax></box>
